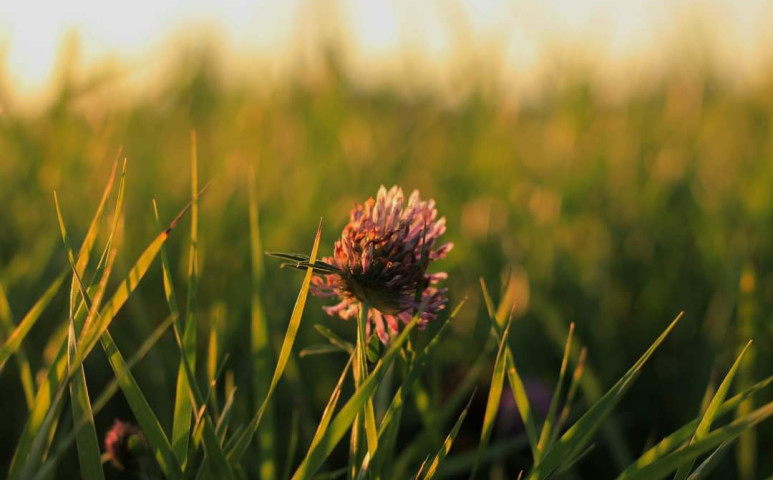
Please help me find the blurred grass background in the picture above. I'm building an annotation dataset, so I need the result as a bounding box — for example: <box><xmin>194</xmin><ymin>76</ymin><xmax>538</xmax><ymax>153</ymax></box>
<box><xmin>0</xmin><ymin>45</ymin><xmax>772</xmax><ymax>478</ymax></box>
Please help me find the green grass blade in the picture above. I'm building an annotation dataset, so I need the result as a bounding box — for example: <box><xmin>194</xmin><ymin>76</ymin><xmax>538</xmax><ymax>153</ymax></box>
<box><xmin>536</xmin><ymin>322</ymin><xmax>575</xmax><ymax>462</ymax></box>
<box><xmin>171</xmin><ymin>131</ymin><xmax>200</xmax><ymax>468</ymax></box>
<box><xmin>616</xmin><ymin>402</ymin><xmax>773</xmax><ymax>480</ymax></box>
<box><xmin>619</xmin><ymin>373</ymin><xmax>773</xmax><ymax>477</ymax></box>
<box><xmin>0</xmin><ymin>283</ymin><xmax>36</xmax><ymax>408</ymax></box>
<box><xmin>533</xmin><ymin>297</ymin><xmax>633</xmax><ymax>468</ymax></box>
<box><xmin>551</xmin><ymin>346</ymin><xmax>587</xmax><ymax>446</ymax></box>
<box><xmin>68</xmin><ymin>340</ymin><xmax>106</xmax><ymax>480</ymax></box>
<box><xmin>226</xmin><ymin>219</ymin><xmax>323</xmax><ymax>463</ymax></box>
<box><xmin>684</xmin><ymin>441</ymin><xmax>732</xmax><ymax>480</ymax></box>
<box><xmin>249</xmin><ymin>164</ymin><xmax>277</xmax><ymax>480</ymax></box>
<box><xmin>529</xmin><ymin>312</ymin><xmax>683</xmax><ymax>479</ymax></box>
<box><xmin>0</xmin><ymin>273</ymin><xmax>66</xmax><ymax>371</ymax></box>
<box><xmin>470</xmin><ymin>311</ymin><xmax>514</xmax><ymax>480</ymax></box>
<box><xmin>100</xmin><ymin>329</ymin><xmax>182</xmax><ymax>479</ymax></box>
<box><xmin>291</xmin><ymin>316</ymin><xmax>420</xmax><ymax>480</ymax></box>
<box><xmin>6</xmin><ymin>165</ymin><xmax>120</xmax><ymax>479</ymax></box>
<box><xmin>355</xmin><ymin>303</ymin><xmax>379</xmax><ymax>466</ymax></box>
<box><xmin>73</xmin><ymin>193</ymin><xmax>194</xmax><ymax>367</ymax></box>
<box><xmin>421</xmin><ymin>394</ymin><xmax>474</xmax><ymax>480</ymax></box>
<box><xmin>480</xmin><ymin>279</ymin><xmax>539</xmax><ymax>457</ymax></box>
<box><xmin>314</xmin><ymin>325</ymin><xmax>354</xmax><ymax>354</ymax></box>
<box><xmin>310</xmin><ymin>354</ymin><xmax>354</xmax><ymax>450</ymax></box>
<box><xmin>673</xmin><ymin>340</ymin><xmax>753</xmax><ymax>480</ymax></box>
<box><xmin>54</xmin><ymin>200</ymin><xmax>110</xmax><ymax>480</ymax></box>
<box><xmin>27</xmin><ymin>315</ymin><xmax>174</xmax><ymax>480</ymax></box>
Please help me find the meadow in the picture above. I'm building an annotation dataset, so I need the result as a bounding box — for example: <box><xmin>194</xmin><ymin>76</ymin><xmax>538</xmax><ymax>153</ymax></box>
<box><xmin>0</xmin><ymin>52</ymin><xmax>772</xmax><ymax>479</ymax></box>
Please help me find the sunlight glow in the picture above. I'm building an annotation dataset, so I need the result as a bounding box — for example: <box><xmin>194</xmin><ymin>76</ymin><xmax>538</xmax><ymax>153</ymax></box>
<box><xmin>0</xmin><ymin>0</ymin><xmax>771</xmax><ymax>109</ymax></box>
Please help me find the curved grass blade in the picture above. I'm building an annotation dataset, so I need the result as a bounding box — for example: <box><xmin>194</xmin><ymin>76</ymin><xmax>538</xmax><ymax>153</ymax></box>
<box><xmin>616</xmin><ymin>402</ymin><xmax>773</xmax><ymax>480</ymax></box>
<box><xmin>0</xmin><ymin>273</ymin><xmax>66</xmax><ymax>371</ymax></box>
<box><xmin>673</xmin><ymin>340</ymin><xmax>753</xmax><ymax>480</ymax></box>
<box><xmin>469</xmin><ymin>311</ymin><xmax>514</xmax><ymax>480</ymax></box>
<box><xmin>420</xmin><ymin>393</ymin><xmax>474</xmax><ymax>480</ymax></box>
<box><xmin>0</xmin><ymin>283</ymin><xmax>36</xmax><ymax>408</ymax></box>
<box><xmin>226</xmin><ymin>219</ymin><xmax>323</xmax><ymax>463</ymax></box>
<box><xmin>529</xmin><ymin>312</ymin><xmax>684</xmax><ymax>479</ymax></box>
<box><xmin>291</xmin><ymin>316</ymin><xmax>420</xmax><ymax>480</ymax></box>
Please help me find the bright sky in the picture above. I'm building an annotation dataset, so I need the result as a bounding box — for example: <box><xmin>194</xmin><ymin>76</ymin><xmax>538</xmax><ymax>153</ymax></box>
<box><xmin>1</xmin><ymin>0</ymin><xmax>771</xmax><ymax>109</ymax></box>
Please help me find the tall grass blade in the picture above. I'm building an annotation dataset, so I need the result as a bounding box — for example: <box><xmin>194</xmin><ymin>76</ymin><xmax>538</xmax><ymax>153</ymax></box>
<box><xmin>54</xmin><ymin>195</ymin><xmax>112</xmax><ymax>480</ymax></box>
<box><xmin>673</xmin><ymin>340</ymin><xmax>753</xmax><ymax>480</ymax></box>
<box><xmin>420</xmin><ymin>394</ymin><xmax>474</xmax><ymax>480</ymax></box>
<box><xmin>28</xmin><ymin>315</ymin><xmax>174</xmax><ymax>480</ymax></box>
<box><xmin>529</xmin><ymin>312</ymin><xmax>683</xmax><ymax>479</ymax></box>
<box><xmin>172</xmin><ymin>131</ymin><xmax>200</xmax><ymax>467</ymax></box>
<box><xmin>100</xmin><ymin>329</ymin><xmax>183</xmax><ymax>479</ymax></box>
<box><xmin>227</xmin><ymin>219</ymin><xmax>323</xmax><ymax>463</ymax></box>
<box><xmin>310</xmin><ymin>355</ymin><xmax>354</xmax><ymax>450</ymax></box>
<box><xmin>249</xmin><ymin>164</ymin><xmax>277</xmax><ymax>479</ymax></box>
<box><xmin>7</xmin><ymin>164</ymin><xmax>119</xmax><ymax>479</ymax></box>
<box><xmin>480</xmin><ymin>279</ymin><xmax>539</xmax><ymax>457</ymax></box>
<box><xmin>470</xmin><ymin>311</ymin><xmax>514</xmax><ymax>480</ymax></box>
<box><xmin>536</xmin><ymin>322</ymin><xmax>575</xmax><ymax>462</ymax></box>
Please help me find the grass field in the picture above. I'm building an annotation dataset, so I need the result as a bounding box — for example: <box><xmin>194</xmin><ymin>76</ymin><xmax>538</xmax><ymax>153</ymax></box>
<box><xmin>0</xmin><ymin>53</ymin><xmax>771</xmax><ymax>479</ymax></box>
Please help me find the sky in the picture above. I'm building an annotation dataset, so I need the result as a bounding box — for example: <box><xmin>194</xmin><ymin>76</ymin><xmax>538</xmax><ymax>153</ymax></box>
<box><xmin>1</xmin><ymin>0</ymin><xmax>771</xmax><ymax>109</ymax></box>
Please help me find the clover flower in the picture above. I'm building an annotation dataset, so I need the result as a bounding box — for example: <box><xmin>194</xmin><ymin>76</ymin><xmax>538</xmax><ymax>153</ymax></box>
<box><xmin>310</xmin><ymin>185</ymin><xmax>452</xmax><ymax>343</ymax></box>
<box><xmin>104</xmin><ymin>419</ymin><xmax>147</xmax><ymax>472</ymax></box>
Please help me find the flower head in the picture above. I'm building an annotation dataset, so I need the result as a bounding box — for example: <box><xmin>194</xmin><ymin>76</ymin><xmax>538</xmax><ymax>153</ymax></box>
<box><xmin>311</xmin><ymin>185</ymin><xmax>452</xmax><ymax>343</ymax></box>
<box><xmin>104</xmin><ymin>419</ymin><xmax>147</xmax><ymax>472</ymax></box>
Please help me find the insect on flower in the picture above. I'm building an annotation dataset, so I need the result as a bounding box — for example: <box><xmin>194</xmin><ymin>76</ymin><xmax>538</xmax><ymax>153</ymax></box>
<box><xmin>270</xmin><ymin>185</ymin><xmax>452</xmax><ymax>343</ymax></box>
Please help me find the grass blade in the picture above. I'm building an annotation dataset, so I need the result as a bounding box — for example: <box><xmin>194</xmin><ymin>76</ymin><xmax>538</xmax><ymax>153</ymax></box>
<box><xmin>685</xmin><ymin>441</ymin><xmax>732</xmax><ymax>480</ymax></box>
<box><xmin>100</xmin><ymin>329</ymin><xmax>182</xmax><ymax>479</ymax></box>
<box><xmin>673</xmin><ymin>339</ymin><xmax>753</xmax><ymax>480</ymax></box>
<box><xmin>420</xmin><ymin>394</ymin><xmax>474</xmax><ymax>480</ymax></box>
<box><xmin>27</xmin><ymin>315</ymin><xmax>174</xmax><ymax>480</ymax></box>
<box><xmin>480</xmin><ymin>279</ymin><xmax>539</xmax><ymax>457</ymax></box>
<box><xmin>529</xmin><ymin>312</ymin><xmax>684</xmax><ymax>479</ymax></box>
<box><xmin>616</xmin><ymin>402</ymin><xmax>773</xmax><ymax>480</ymax></box>
<box><xmin>470</xmin><ymin>311</ymin><xmax>514</xmax><ymax>479</ymax></box>
<box><xmin>0</xmin><ymin>273</ymin><xmax>66</xmax><ymax>371</ymax></box>
<box><xmin>310</xmin><ymin>355</ymin><xmax>354</xmax><ymax>450</ymax></box>
<box><xmin>7</xmin><ymin>164</ymin><xmax>119</xmax><ymax>479</ymax></box>
<box><xmin>249</xmin><ymin>164</ymin><xmax>277</xmax><ymax>479</ymax></box>
<box><xmin>226</xmin><ymin>219</ymin><xmax>323</xmax><ymax>463</ymax></box>
<box><xmin>0</xmin><ymin>283</ymin><xmax>36</xmax><ymax>408</ymax></box>
<box><xmin>54</xmin><ymin>194</ymin><xmax>111</xmax><ymax>480</ymax></box>
<box><xmin>172</xmin><ymin>131</ymin><xmax>200</xmax><ymax>467</ymax></box>
<box><xmin>535</xmin><ymin>322</ymin><xmax>575</xmax><ymax>462</ymax></box>
<box><xmin>616</xmin><ymin>376</ymin><xmax>773</xmax><ymax>477</ymax></box>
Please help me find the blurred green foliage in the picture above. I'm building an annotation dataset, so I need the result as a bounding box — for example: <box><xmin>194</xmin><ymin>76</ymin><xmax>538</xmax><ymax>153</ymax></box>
<box><xmin>0</xmin><ymin>51</ymin><xmax>772</xmax><ymax>478</ymax></box>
